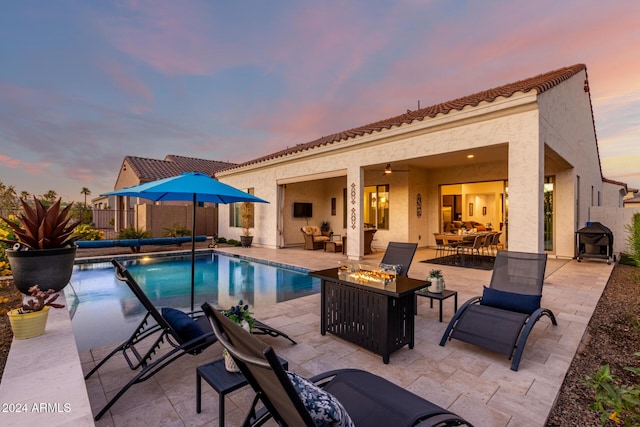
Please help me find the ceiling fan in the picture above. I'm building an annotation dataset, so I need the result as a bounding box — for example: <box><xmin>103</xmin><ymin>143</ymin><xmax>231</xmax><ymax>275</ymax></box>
<box><xmin>372</xmin><ymin>163</ymin><xmax>410</xmax><ymax>175</ymax></box>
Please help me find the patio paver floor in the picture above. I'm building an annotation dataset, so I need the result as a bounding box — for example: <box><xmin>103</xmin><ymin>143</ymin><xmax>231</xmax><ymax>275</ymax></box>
<box><xmin>82</xmin><ymin>245</ymin><xmax>612</xmax><ymax>427</ymax></box>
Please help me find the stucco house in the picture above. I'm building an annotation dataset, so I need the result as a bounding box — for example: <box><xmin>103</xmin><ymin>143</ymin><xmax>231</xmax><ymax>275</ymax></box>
<box><xmin>215</xmin><ymin>64</ymin><xmax>626</xmax><ymax>259</ymax></box>
<box><xmin>106</xmin><ymin>155</ymin><xmax>236</xmax><ymax>237</ymax></box>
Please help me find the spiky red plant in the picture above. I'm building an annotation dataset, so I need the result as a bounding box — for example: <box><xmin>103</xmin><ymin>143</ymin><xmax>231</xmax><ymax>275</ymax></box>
<box><xmin>1</xmin><ymin>197</ymin><xmax>80</xmax><ymax>250</ymax></box>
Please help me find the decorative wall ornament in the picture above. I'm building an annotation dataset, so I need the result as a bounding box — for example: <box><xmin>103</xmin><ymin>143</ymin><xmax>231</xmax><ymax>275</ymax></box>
<box><xmin>416</xmin><ymin>193</ymin><xmax>422</xmax><ymax>218</ymax></box>
<box><xmin>350</xmin><ymin>208</ymin><xmax>357</xmax><ymax>229</ymax></box>
<box><xmin>350</xmin><ymin>183</ymin><xmax>356</xmax><ymax>204</ymax></box>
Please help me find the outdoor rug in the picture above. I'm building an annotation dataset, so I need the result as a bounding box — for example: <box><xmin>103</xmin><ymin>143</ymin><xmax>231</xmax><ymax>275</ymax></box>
<box><xmin>421</xmin><ymin>255</ymin><xmax>495</xmax><ymax>271</ymax></box>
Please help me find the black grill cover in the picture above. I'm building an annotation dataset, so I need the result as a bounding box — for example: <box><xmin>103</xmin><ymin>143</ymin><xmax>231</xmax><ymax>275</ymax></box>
<box><xmin>576</xmin><ymin>222</ymin><xmax>614</xmax><ymax>257</ymax></box>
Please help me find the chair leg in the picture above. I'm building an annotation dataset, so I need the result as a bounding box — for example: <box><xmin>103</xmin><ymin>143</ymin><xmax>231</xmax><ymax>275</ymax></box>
<box><xmin>510</xmin><ymin>308</ymin><xmax>557</xmax><ymax>371</ymax></box>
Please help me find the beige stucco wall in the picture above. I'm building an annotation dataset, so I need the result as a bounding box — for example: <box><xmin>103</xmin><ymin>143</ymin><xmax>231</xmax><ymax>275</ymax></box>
<box><xmin>590</xmin><ymin>206</ymin><xmax>640</xmax><ymax>256</ymax></box>
<box><xmin>135</xmin><ymin>204</ymin><xmax>217</xmax><ymax>237</ymax></box>
<box><xmin>537</xmin><ymin>69</ymin><xmax>602</xmax><ymax>257</ymax></box>
<box><xmin>602</xmin><ymin>182</ymin><xmax>626</xmax><ymax>208</ymax></box>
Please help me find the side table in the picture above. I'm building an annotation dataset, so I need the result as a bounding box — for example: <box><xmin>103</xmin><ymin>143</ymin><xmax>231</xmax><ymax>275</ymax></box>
<box><xmin>415</xmin><ymin>289</ymin><xmax>458</xmax><ymax>322</ymax></box>
<box><xmin>324</xmin><ymin>234</ymin><xmax>343</xmax><ymax>252</ymax></box>
<box><xmin>196</xmin><ymin>356</ymin><xmax>288</xmax><ymax>426</ymax></box>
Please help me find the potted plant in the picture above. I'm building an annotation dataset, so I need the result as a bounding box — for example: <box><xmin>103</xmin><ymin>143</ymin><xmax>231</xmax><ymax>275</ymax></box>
<box><xmin>222</xmin><ymin>300</ymin><xmax>255</xmax><ymax>371</ymax></box>
<box><xmin>7</xmin><ymin>285</ymin><xmax>65</xmax><ymax>339</ymax></box>
<box><xmin>240</xmin><ymin>202</ymin><xmax>254</xmax><ymax>248</ymax></box>
<box><xmin>320</xmin><ymin>221</ymin><xmax>331</xmax><ymax>237</ymax></box>
<box><xmin>1</xmin><ymin>197</ymin><xmax>80</xmax><ymax>294</ymax></box>
<box><xmin>428</xmin><ymin>269</ymin><xmax>445</xmax><ymax>293</ymax></box>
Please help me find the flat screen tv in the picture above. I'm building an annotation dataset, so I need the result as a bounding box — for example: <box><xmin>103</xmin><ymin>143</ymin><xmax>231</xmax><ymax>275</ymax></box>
<box><xmin>293</xmin><ymin>202</ymin><xmax>313</xmax><ymax>218</ymax></box>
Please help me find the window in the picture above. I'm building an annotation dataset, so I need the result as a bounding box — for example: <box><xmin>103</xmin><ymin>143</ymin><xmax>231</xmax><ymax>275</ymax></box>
<box><xmin>364</xmin><ymin>185</ymin><xmax>389</xmax><ymax>230</ymax></box>
<box><xmin>544</xmin><ymin>176</ymin><xmax>554</xmax><ymax>251</ymax></box>
<box><xmin>343</xmin><ymin>188</ymin><xmax>347</xmax><ymax>229</ymax></box>
<box><xmin>230</xmin><ymin>188</ymin><xmax>255</xmax><ymax>228</ymax></box>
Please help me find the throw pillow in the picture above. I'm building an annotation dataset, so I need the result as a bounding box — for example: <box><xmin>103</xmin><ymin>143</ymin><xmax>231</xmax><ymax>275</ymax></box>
<box><xmin>161</xmin><ymin>307</ymin><xmax>205</xmax><ymax>342</ymax></box>
<box><xmin>286</xmin><ymin>371</ymin><xmax>355</xmax><ymax>427</ymax></box>
<box><xmin>480</xmin><ymin>286</ymin><xmax>541</xmax><ymax>315</ymax></box>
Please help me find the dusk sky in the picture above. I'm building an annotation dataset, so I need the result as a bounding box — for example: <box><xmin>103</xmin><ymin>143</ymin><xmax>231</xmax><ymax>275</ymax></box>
<box><xmin>1</xmin><ymin>1</ymin><xmax>638</xmax><ymax>202</ymax></box>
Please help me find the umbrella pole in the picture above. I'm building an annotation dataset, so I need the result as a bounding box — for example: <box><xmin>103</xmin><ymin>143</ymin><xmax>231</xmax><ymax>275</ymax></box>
<box><xmin>191</xmin><ymin>193</ymin><xmax>196</xmax><ymax>313</ymax></box>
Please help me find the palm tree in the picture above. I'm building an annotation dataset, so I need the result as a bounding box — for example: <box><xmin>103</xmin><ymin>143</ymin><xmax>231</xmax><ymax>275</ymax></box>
<box><xmin>40</xmin><ymin>190</ymin><xmax>58</xmax><ymax>208</ymax></box>
<box><xmin>81</xmin><ymin>187</ymin><xmax>91</xmax><ymax>207</ymax></box>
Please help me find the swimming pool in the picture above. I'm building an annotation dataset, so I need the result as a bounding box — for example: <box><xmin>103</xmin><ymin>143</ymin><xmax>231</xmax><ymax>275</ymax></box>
<box><xmin>66</xmin><ymin>252</ymin><xmax>320</xmax><ymax>351</ymax></box>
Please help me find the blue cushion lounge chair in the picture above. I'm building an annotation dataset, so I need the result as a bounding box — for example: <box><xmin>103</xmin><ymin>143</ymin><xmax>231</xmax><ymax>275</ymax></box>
<box><xmin>201</xmin><ymin>302</ymin><xmax>473</xmax><ymax>427</ymax></box>
<box><xmin>86</xmin><ymin>259</ymin><xmax>296</xmax><ymax>421</ymax></box>
<box><xmin>439</xmin><ymin>251</ymin><xmax>557</xmax><ymax>371</ymax></box>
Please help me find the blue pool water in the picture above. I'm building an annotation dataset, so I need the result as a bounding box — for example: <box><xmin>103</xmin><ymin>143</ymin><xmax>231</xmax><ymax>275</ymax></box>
<box><xmin>66</xmin><ymin>253</ymin><xmax>320</xmax><ymax>351</ymax></box>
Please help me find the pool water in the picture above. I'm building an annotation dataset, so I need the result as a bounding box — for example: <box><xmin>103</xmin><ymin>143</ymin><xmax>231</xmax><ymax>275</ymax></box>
<box><xmin>66</xmin><ymin>253</ymin><xmax>319</xmax><ymax>351</ymax></box>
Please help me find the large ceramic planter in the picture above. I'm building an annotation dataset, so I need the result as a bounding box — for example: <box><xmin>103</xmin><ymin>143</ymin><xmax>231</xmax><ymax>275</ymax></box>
<box><xmin>6</xmin><ymin>246</ymin><xmax>77</xmax><ymax>294</ymax></box>
<box><xmin>7</xmin><ymin>306</ymin><xmax>50</xmax><ymax>339</ymax></box>
<box><xmin>240</xmin><ymin>236</ymin><xmax>253</xmax><ymax>248</ymax></box>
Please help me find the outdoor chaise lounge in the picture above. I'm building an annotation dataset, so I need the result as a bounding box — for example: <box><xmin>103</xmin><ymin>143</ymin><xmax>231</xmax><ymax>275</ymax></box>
<box><xmin>86</xmin><ymin>259</ymin><xmax>296</xmax><ymax>421</ymax></box>
<box><xmin>439</xmin><ymin>250</ymin><xmax>557</xmax><ymax>371</ymax></box>
<box><xmin>201</xmin><ymin>302</ymin><xmax>473</xmax><ymax>427</ymax></box>
<box><xmin>380</xmin><ymin>241</ymin><xmax>418</xmax><ymax>277</ymax></box>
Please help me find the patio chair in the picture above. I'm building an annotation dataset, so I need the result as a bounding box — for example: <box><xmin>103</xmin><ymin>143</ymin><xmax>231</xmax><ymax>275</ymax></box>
<box><xmin>457</xmin><ymin>234</ymin><xmax>485</xmax><ymax>265</ymax></box>
<box><xmin>86</xmin><ymin>259</ymin><xmax>296</xmax><ymax>421</ymax></box>
<box><xmin>301</xmin><ymin>226</ymin><xmax>330</xmax><ymax>250</ymax></box>
<box><xmin>380</xmin><ymin>241</ymin><xmax>418</xmax><ymax>277</ymax></box>
<box><xmin>201</xmin><ymin>302</ymin><xmax>473</xmax><ymax>427</ymax></box>
<box><xmin>439</xmin><ymin>251</ymin><xmax>557</xmax><ymax>371</ymax></box>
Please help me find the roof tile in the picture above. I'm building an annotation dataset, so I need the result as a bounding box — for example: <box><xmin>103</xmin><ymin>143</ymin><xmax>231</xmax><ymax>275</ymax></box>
<box><xmin>227</xmin><ymin>64</ymin><xmax>587</xmax><ymax>170</ymax></box>
<box><xmin>125</xmin><ymin>155</ymin><xmax>236</xmax><ymax>182</ymax></box>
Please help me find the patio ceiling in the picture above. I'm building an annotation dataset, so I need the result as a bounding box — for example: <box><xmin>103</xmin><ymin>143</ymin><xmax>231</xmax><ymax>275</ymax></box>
<box><xmin>364</xmin><ymin>143</ymin><xmax>509</xmax><ymax>173</ymax></box>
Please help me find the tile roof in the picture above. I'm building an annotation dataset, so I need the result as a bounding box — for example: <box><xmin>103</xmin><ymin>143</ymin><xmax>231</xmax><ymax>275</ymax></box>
<box><xmin>226</xmin><ymin>64</ymin><xmax>588</xmax><ymax>171</ymax></box>
<box><xmin>603</xmin><ymin>177</ymin><xmax>628</xmax><ymax>189</ymax></box>
<box><xmin>124</xmin><ymin>155</ymin><xmax>236</xmax><ymax>182</ymax></box>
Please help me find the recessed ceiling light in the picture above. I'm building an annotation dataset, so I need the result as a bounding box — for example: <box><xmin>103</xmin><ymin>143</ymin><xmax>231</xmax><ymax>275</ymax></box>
<box><xmin>467</xmin><ymin>154</ymin><xmax>475</xmax><ymax>159</ymax></box>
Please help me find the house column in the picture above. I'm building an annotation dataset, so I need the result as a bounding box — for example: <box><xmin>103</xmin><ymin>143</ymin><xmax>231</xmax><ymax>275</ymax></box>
<box><xmin>507</xmin><ymin>137</ymin><xmax>544</xmax><ymax>253</ymax></box>
<box><xmin>346</xmin><ymin>166</ymin><xmax>364</xmax><ymax>260</ymax></box>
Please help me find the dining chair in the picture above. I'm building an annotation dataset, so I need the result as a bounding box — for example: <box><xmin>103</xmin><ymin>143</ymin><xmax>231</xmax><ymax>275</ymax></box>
<box><xmin>481</xmin><ymin>232</ymin><xmax>495</xmax><ymax>257</ymax></box>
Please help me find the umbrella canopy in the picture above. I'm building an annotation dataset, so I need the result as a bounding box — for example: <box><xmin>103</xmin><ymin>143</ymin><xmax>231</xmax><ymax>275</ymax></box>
<box><xmin>102</xmin><ymin>172</ymin><xmax>269</xmax><ymax>311</ymax></box>
<box><xmin>103</xmin><ymin>171</ymin><xmax>268</xmax><ymax>204</ymax></box>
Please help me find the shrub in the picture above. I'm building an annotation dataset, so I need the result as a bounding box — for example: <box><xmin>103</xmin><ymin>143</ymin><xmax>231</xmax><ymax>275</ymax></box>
<box><xmin>216</xmin><ymin>237</ymin><xmax>227</xmax><ymax>244</ymax></box>
<box><xmin>625</xmin><ymin>213</ymin><xmax>640</xmax><ymax>267</ymax></box>
<box><xmin>226</xmin><ymin>239</ymin><xmax>241</xmax><ymax>247</ymax></box>
<box><xmin>70</xmin><ymin>204</ymin><xmax>93</xmax><ymax>225</ymax></box>
<box><xmin>582</xmin><ymin>358</ymin><xmax>640</xmax><ymax>426</ymax></box>
<box><xmin>162</xmin><ymin>223</ymin><xmax>192</xmax><ymax>238</ymax></box>
<box><xmin>117</xmin><ymin>227</ymin><xmax>151</xmax><ymax>240</ymax></box>
<box><xmin>72</xmin><ymin>224</ymin><xmax>104</xmax><ymax>241</ymax></box>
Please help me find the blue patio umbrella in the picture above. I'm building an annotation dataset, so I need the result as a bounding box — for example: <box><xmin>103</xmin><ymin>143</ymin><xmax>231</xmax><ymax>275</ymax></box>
<box><xmin>102</xmin><ymin>172</ymin><xmax>269</xmax><ymax>311</ymax></box>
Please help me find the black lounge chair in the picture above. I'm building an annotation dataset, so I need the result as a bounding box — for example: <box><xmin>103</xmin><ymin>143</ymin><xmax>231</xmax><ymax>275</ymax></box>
<box><xmin>86</xmin><ymin>259</ymin><xmax>295</xmax><ymax>421</ymax></box>
<box><xmin>439</xmin><ymin>250</ymin><xmax>557</xmax><ymax>371</ymax></box>
<box><xmin>201</xmin><ymin>302</ymin><xmax>472</xmax><ymax>427</ymax></box>
<box><xmin>380</xmin><ymin>241</ymin><xmax>418</xmax><ymax>277</ymax></box>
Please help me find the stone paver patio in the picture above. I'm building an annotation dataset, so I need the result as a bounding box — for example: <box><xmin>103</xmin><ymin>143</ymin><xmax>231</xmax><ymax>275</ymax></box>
<box><xmin>81</xmin><ymin>246</ymin><xmax>612</xmax><ymax>427</ymax></box>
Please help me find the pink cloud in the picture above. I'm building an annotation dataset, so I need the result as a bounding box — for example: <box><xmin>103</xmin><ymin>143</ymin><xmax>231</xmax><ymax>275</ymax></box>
<box><xmin>0</xmin><ymin>154</ymin><xmax>51</xmax><ymax>175</ymax></box>
<box><xmin>101</xmin><ymin>0</ymin><xmax>226</xmax><ymax>75</ymax></box>
<box><xmin>101</xmin><ymin>59</ymin><xmax>154</xmax><ymax>107</ymax></box>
